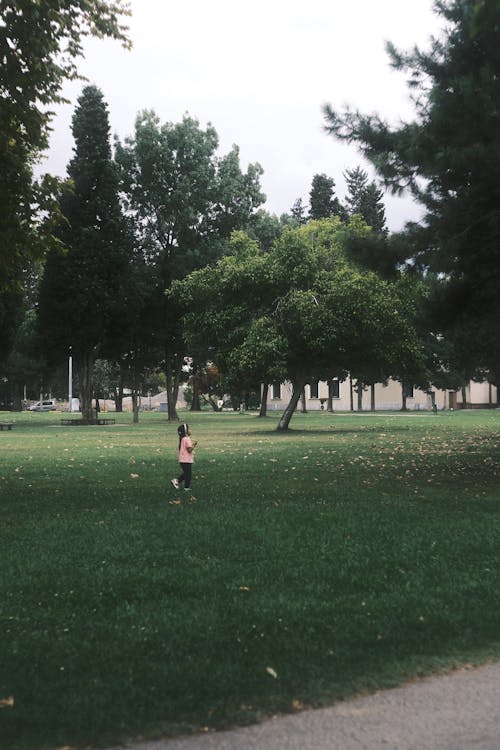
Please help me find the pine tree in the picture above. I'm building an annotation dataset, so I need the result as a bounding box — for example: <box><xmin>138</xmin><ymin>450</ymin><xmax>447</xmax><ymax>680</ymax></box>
<box><xmin>38</xmin><ymin>86</ymin><xmax>133</xmax><ymax>423</ymax></box>
<box><xmin>324</xmin><ymin>0</ymin><xmax>500</xmax><ymax>376</ymax></box>
<box><xmin>344</xmin><ymin>167</ymin><xmax>387</xmax><ymax>234</ymax></box>
<box><xmin>290</xmin><ymin>198</ymin><xmax>307</xmax><ymax>225</ymax></box>
<box><xmin>308</xmin><ymin>173</ymin><xmax>346</xmax><ymax>220</ymax></box>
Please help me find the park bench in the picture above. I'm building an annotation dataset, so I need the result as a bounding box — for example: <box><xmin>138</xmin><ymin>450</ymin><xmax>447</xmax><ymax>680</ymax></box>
<box><xmin>60</xmin><ymin>417</ymin><xmax>116</xmax><ymax>426</ymax></box>
<box><xmin>0</xmin><ymin>422</ymin><xmax>14</xmax><ymax>431</ymax></box>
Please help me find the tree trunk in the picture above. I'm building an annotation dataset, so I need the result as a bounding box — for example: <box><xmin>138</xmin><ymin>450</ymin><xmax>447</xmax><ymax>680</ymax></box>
<box><xmin>429</xmin><ymin>390</ymin><xmax>437</xmax><ymax>414</ymax></box>
<box><xmin>300</xmin><ymin>386</ymin><xmax>307</xmax><ymax>413</ymax></box>
<box><xmin>461</xmin><ymin>384</ymin><xmax>468</xmax><ymax>408</ymax></box>
<box><xmin>356</xmin><ymin>383</ymin><xmax>363</xmax><ymax>411</ymax></box>
<box><xmin>190</xmin><ymin>362</ymin><xmax>202</xmax><ymax>411</ymax></box>
<box><xmin>327</xmin><ymin>379</ymin><xmax>334</xmax><ymax>413</ymax></box>
<box><xmin>401</xmin><ymin>382</ymin><xmax>408</xmax><ymax>411</ymax></box>
<box><xmin>208</xmin><ymin>395</ymin><xmax>220</xmax><ymax>411</ymax></box>
<box><xmin>165</xmin><ymin>350</ymin><xmax>183</xmax><ymax>421</ymax></box>
<box><xmin>132</xmin><ymin>391</ymin><xmax>140</xmax><ymax>423</ymax></box>
<box><xmin>370</xmin><ymin>383</ymin><xmax>375</xmax><ymax>411</ymax></box>
<box><xmin>12</xmin><ymin>383</ymin><xmax>22</xmax><ymax>412</ymax></box>
<box><xmin>79</xmin><ymin>350</ymin><xmax>95</xmax><ymax>424</ymax></box>
<box><xmin>259</xmin><ymin>382</ymin><xmax>268</xmax><ymax>417</ymax></box>
<box><xmin>349</xmin><ymin>377</ymin><xmax>354</xmax><ymax>411</ymax></box>
<box><xmin>190</xmin><ymin>386</ymin><xmax>201</xmax><ymax>411</ymax></box>
<box><xmin>277</xmin><ymin>378</ymin><xmax>305</xmax><ymax>431</ymax></box>
<box><xmin>114</xmin><ymin>370</ymin><xmax>125</xmax><ymax>412</ymax></box>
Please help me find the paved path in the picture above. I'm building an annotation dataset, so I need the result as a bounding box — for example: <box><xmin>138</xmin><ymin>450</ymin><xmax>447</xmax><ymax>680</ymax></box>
<box><xmin>109</xmin><ymin>660</ymin><xmax>500</xmax><ymax>750</ymax></box>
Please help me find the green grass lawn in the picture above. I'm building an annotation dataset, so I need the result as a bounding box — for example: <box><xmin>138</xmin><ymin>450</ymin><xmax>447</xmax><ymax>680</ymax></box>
<box><xmin>1</xmin><ymin>408</ymin><xmax>499</xmax><ymax>749</ymax></box>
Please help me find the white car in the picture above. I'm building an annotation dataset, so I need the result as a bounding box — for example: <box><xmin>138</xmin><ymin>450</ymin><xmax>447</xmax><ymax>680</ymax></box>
<box><xmin>28</xmin><ymin>400</ymin><xmax>57</xmax><ymax>411</ymax></box>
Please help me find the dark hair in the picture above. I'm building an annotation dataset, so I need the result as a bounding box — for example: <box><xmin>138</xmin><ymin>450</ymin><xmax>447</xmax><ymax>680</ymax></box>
<box><xmin>177</xmin><ymin>422</ymin><xmax>189</xmax><ymax>450</ymax></box>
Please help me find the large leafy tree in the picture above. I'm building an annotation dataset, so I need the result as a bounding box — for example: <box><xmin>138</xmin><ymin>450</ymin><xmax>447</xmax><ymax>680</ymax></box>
<box><xmin>171</xmin><ymin>218</ymin><xmax>425</xmax><ymax>430</ymax></box>
<box><xmin>37</xmin><ymin>86</ymin><xmax>134</xmax><ymax>423</ymax></box>
<box><xmin>115</xmin><ymin>112</ymin><xmax>265</xmax><ymax>420</ymax></box>
<box><xmin>324</xmin><ymin>0</ymin><xmax>500</xmax><ymax>377</ymax></box>
<box><xmin>0</xmin><ymin>0</ymin><xmax>130</xmax><ymax>289</ymax></box>
<box><xmin>0</xmin><ymin>1</ymin><xmax>130</xmax><ymax>372</ymax></box>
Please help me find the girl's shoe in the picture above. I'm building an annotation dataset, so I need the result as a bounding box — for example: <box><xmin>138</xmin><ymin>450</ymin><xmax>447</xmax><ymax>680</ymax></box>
<box><xmin>171</xmin><ymin>478</ymin><xmax>179</xmax><ymax>489</ymax></box>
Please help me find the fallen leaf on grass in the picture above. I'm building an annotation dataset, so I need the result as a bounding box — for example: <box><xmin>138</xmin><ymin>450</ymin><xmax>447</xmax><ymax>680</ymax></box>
<box><xmin>266</xmin><ymin>666</ymin><xmax>278</xmax><ymax>679</ymax></box>
<box><xmin>169</xmin><ymin>499</ymin><xmax>181</xmax><ymax>505</ymax></box>
<box><xmin>130</xmin><ymin>473</ymin><xmax>139</xmax><ymax>479</ymax></box>
<box><xmin>0</xmin><ymin>696</ymin><xmax>14</xmax><ymax>708</ymax></box>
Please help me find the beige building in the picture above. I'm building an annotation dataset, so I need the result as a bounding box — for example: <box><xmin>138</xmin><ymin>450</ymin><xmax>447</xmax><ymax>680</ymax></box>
<box><xmin>265</xmin><ymin>378</ymin><xmax>498</xmax><ymax>412</ymax></box>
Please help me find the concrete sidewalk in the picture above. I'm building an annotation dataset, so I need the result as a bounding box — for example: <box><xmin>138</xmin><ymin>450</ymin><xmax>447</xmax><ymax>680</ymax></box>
<box><xmin>110</xmin><ymin>660</ymin><xmax>500</xmax><ymax>750</ymax></box>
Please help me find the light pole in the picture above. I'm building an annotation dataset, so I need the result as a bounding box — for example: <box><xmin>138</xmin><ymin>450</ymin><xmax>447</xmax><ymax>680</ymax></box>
<box><xmin>68</xmin><ymin>347</ymin><xmax>73</xmax><ymax>412</ymax></box>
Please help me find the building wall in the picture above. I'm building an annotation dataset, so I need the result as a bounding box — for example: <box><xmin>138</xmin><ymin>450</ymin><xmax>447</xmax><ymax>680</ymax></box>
<box><xmin>266</xmin><ymin>378</ymin><xmax>497</xmax><ymax>412</ymax></box>
<box><xmin>456</xmin><ymin>380</ymin><xmax>498</xmax><ymax>408</ymax></box>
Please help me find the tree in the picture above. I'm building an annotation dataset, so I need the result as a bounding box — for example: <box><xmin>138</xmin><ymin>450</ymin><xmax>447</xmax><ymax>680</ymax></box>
<box><xmin>324</xmin><ymin>0</ymin><xmax>500</xmax><ymax>376</ymax></box>
<box><xmin>171</xmin><ymin>219</ymin><xmax>425</xmax><ymax>431</ymax></box>
<box><xmin>308</xmin><ymin>173</ymin><xmax>346</xmax><ymax>220</ymax></box>
<box><xmin>115</xmin><ymin>112</ymin><xmax>265</xmax><ymax>420</ymax></box>
<box><xmin>245</xmin><ymin>209</ymin><xmax>283</xmax><ymax>250</ymax></box>
<box><xmin>37</xmin><ymin>86</ymin><xmax>134</xmax><ymax>423</ymax></box>
<box><xmin>309</xmin><ymin>174</ymin><xmax>346</xmax><ymax>219</ymax></box>
<box><xmin>0</xmin><ymin>1</ymin><xmax>130</xmax><ymax>294</ymax></box>
<box><xmin>344</xmin><ymin>166</ymin><xmax>387</xmax><ymax>234</ymax></box>
<box><xmin>290</xmin><ymin>198</ymin><xmax>308</xmax><ymax>226</ymax></box>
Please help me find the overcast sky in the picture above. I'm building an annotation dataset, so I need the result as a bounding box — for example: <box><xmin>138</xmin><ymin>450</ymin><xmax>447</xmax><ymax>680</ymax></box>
<box><xmin>40</xmin><ymin>0</ymin><xmax>443</xmax><ymax>230</ymax></box>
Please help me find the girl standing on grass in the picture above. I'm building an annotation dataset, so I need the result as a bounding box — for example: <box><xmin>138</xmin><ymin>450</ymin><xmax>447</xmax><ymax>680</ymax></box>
<box><xmin>171</xmin><ymin>423</ymin><xmax>197</xmax><ymax>492</ymax></box>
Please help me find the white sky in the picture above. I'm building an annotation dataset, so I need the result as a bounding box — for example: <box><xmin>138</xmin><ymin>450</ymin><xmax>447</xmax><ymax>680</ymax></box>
<box><xmin>40</xmin><ymin>0</ymin><xmax>443</xmax><ymax>230</ymax></box>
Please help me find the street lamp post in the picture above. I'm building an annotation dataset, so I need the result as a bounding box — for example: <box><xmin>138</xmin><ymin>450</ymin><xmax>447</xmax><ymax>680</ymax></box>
<box><xmin>68</xmin><ymin>347</ymin><xmax>73</xmax><ymax>412</ymax></box>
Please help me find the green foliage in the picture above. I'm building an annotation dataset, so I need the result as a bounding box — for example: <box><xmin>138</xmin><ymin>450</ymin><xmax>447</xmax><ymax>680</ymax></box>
<box><xmin>1</xmin><ymin>410</ymin><xmax>500</xmax><ymax>749</ymax></box>
<box><xmin>308</xmin><ymin>173</ymin><xmax>347</xmax><ymax>220</ymax></box>
<box><xmin>115</xmin><ymin>111</ymin><xmax>265</xmax><ymax>419</ymax></box>
<box><xmin>37</xmin><ymin>86</ymin><xmax>134</xmax><ymax>421</ymax></box>
<box><xmin>0</xmin><ymin>0</ymin><xmax>130</xmax><ymax>292</ymax></box>
<box><xmin>324</xmin><ymin>0</ymin><xmax>500</xmax><ymax>374</ymax></box>
<box><xmin>115</xmin><ymin>111</ymin><xmax>264</xmax><ymax>275</ymax></box>
<box><xmin>245</xmin><ymin>209</ymin><xmax>284</xmax><ymax>250</ymax></box>
<box><xmin>344</xmin><ymin>166</ymin><xmax>387</xmax><ymax>234</ymax></box>
<box><xmin>171</xmin><ymin>219</ymin><xmax>426</xmax><ymax>429</ymax></box>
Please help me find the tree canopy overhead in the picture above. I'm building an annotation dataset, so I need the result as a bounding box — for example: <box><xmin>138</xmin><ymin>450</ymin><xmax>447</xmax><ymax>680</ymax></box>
<box><xmin>324</xmin><ymin>0</ymin><xmax>500</xmax><ymax>378</ymax></box>
<box><xmin>0</xmin><ymin>0</ymin><xmax>131</xmax><ymax>290</ymax></box>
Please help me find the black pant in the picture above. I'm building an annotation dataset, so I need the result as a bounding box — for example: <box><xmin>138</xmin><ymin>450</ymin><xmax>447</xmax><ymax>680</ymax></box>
<box><xmin>178</xmin><ymin>462</ymin><xmax>192</xmax><ymax>489</ymax></box>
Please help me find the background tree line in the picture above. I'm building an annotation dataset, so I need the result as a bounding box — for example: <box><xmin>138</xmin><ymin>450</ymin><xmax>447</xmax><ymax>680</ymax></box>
<box><xmin>1</xmin><ymin>0</ymin><xmax>498</xmax><ymax>425</ymax></box>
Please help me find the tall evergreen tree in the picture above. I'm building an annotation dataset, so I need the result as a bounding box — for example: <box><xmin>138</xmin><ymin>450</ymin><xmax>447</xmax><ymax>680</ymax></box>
<box><xmin>290</xmin><ymin>197</ymin><xmax>308</xmax><ymax>226</ymax></box>
<box><xmin>308</xmin><ymin>173</ymin><xmax>346</xmax><ymax>220</ymax></box>
<box><xmin>324</xmin><ymin>0</ymin><xmax>500</xmax><ymax>376</ymax></box>
<box><xmin>37</xmin><ymin>86</ymin><xmax>134</xmax><ymax>423</ymax></box>
<box><xmin>344</xmin><ymin>166</ymin><xmax>387</xmax><ymax>234</ymax></box>
<box><xmin>0</xmin><ymin>0</ymin><xmax>130</xmax><ymax>366</ymax></box>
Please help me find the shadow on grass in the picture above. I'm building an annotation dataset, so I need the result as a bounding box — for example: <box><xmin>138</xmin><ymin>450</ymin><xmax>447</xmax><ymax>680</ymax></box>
<box><xmin>244</xmin><ymin>425</ymin><xmax>413</xmax><ymax>437</ymax></box>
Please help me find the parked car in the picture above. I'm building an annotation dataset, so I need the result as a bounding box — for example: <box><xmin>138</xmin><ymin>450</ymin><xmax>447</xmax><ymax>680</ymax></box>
<box><xmin>28</xmin><ymin>400</ymin><xmax>57</xmax><ymax>411</ymax></box>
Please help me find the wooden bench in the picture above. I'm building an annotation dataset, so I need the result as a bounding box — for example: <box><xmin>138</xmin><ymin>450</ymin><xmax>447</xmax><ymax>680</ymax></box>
<box><xmin>0</xmin><ymin>422</ymin><xmax>14</xmax><ymax>431</ymax></box>
<box><xmin>60</xmin><ymin>417</ymin><xmax>116</xmax><ymax>426</ymax></box>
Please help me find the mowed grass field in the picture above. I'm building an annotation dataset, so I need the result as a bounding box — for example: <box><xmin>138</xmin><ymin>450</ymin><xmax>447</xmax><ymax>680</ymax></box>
<box><xmin>1</xmin><ymin>408</ymin><xmax>500</xmax><ymax>749</ymax></box>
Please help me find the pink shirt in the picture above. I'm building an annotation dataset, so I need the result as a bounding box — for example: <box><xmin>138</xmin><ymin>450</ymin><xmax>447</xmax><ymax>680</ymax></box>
<box><xmin>179</xmin><ymin>436</ymin><xmax>194</xmax><ymax>463</ymax></box>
